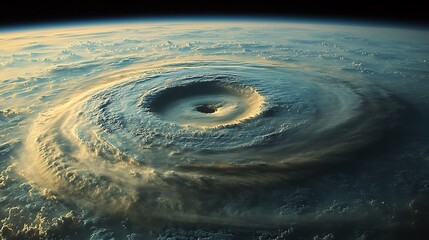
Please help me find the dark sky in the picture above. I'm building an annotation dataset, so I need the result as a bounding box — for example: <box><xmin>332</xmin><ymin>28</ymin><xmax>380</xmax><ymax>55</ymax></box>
<box><xmin>0</xmin><ymin>0</ymin><xmax>428</xmax><ymax>27</ymax></box>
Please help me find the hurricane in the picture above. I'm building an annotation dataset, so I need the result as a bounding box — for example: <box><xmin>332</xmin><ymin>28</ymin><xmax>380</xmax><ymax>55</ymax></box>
<box><xmin>1</xmin><ymin>20</ymin><xmax>428</xmax><ymax>239</ymax></box>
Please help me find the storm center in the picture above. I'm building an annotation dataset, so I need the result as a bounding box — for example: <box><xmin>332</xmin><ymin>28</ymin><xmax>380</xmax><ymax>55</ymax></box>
<box><xmin>195</xmin><ymin>104</ymin><xmax>220</xmax><ymax>114</ymax></box>
<box><xmin>145</xmin><ymin>80</ymin><xmax>265</xmax><ymax>128</ymax></box>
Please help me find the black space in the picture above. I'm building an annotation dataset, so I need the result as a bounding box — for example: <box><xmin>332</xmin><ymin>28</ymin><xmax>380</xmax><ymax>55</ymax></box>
<box><xmin>0</xmin><ymin>0</ymin><xmax>428</xmax><ymax>27</ymax></box>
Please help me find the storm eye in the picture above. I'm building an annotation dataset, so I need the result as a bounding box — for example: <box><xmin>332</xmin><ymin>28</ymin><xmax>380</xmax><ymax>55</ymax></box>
<box><xmin>144</xmin><ymin>80</ymin><xmax>264</xmax><ymax>128</ymax></box>
<box><xmin>195</xmin><ymin>104</ymin><xmax>220</xmax><ymax>114</ymax></box>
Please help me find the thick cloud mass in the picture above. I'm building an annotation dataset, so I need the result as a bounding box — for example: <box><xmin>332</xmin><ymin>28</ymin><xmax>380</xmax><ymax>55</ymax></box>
<box><xmin>0</xmin><ymin>21</ymin><xmax>428</xmax><ymax>239</ymax></box>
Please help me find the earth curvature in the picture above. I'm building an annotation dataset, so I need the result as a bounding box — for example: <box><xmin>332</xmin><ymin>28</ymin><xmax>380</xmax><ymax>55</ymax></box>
<box><xmin>0</xmin><ymin>19</ymin><xmax>428</xmax><ymax>239</ymax></box>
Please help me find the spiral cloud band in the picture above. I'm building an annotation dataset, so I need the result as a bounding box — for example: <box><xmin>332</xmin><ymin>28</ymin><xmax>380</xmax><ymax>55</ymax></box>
<box><xmin>1</xmin><ymin>21</ymin><xmax>428</xmax><ymax>239</ymax></box>
<box><xmin>22</xmin><ymin>57</ymin><xmax>402</xmax><ymax>223</ymax></box>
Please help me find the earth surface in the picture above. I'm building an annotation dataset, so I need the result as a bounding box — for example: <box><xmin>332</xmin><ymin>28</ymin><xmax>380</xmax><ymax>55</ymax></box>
<box><xmin>0</xmin><ymin>20</ymin><xmax>428</xmax><ymax>239</ymax></box>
